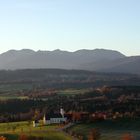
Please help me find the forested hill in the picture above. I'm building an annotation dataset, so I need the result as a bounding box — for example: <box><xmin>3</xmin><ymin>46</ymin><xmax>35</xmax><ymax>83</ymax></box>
<box><xmin>0</xmin><ymin>69</ymin><xmax>140</xmax><ymax>89</ymax></box>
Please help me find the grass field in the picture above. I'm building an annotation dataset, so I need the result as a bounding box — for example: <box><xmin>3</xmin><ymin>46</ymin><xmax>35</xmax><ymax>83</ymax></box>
<box><xmin>69</xmin><ymin>119</ymin><xmax>140</xmax><ymax>140</ymax></box>
<box><xmin>0</xmin><ymin>95</ymin><xmax>28</xmax><ymax>100</ymax></box>
<box><xmin>0</xmin><ymin>121</ymin><xmax>72</xmax><ymax>140</ymax></box>
<box><xmin>0</xmin><ymin>84</ymin><xmax>33</xmax><ymax>93</ymax></box>
<box><xmin>57</xmin><ymin>88</ymin><xmax>90</xmax><ymax>95</ymax></box>
<box><xmin>0</xmin><ymin>83</ymin><xmax>32</xmax><ymax>100</ymax></box>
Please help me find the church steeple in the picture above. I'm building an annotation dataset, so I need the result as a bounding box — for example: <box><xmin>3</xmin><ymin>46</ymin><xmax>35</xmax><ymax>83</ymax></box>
<box><xmin>43</xmin><ymin>114</ymin><xmax>46</xmax><ymax>125</ymax></box>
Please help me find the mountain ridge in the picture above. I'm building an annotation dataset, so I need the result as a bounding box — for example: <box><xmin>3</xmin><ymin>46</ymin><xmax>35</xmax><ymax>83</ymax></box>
<box><xmin>0</xmin><ymin>49</ymin><xmax>139</xmax><ymax>74</ymax></box>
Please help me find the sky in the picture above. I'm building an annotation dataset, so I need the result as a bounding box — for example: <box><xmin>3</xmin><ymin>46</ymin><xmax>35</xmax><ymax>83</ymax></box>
<box><xmin>0</xmin><ymin>0</ymin><xmax>140</xmax><ymax>56</ymax></box>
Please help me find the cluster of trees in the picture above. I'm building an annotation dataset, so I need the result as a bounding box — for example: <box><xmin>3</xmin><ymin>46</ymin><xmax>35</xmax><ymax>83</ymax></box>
<box><xmin>0</xmin><ymin>99</ymin><xmax>44</xmax><ymax>122</ymax></box>
<box><xmin>0</xmin><ymin>86</ymin><xmax>139</xmax><ymax>122</ymax></box>
<box><xmin>22</xmin><ymin>89</ymin><xmax>57</xmax><ymax>99</ymax></box>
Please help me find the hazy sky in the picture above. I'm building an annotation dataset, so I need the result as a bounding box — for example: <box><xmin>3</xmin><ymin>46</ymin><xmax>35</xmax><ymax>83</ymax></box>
<box><xmin>0</xmin><ymin>0</ymin><xmax>140</xmax><ymax>56</ymax></box>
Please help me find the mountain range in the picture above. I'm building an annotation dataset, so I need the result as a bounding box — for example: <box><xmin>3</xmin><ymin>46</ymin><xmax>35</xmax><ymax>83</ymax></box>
<box><xmin>0</xmin><ymin>49</ymin><xmax>139</xmax><ymax>75</ymax></box>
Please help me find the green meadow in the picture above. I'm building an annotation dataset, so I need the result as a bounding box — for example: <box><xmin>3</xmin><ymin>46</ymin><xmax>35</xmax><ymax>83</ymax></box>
<box><xmin>0</xmin><ymin>121</ymin><xmax>72</xmax><ymax>140</ymax></box>
<box><xmin>57</xmin><ymin>88</ymin><xmax>90</xmax><ymax>95</ymax></box>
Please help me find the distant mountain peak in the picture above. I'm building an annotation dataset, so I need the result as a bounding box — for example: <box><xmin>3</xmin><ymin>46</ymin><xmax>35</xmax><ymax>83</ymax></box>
<box><xmin>20</xmin><ymin>49</ymin><xmax>35</xmax><ymax>53</ymax></box>
<box><xmin>53</xmin><ymin>49</ymin><xmax>61</xmax><ymax>52</ymax></box>
<box><xmin>2</xmin><ymin>49</ymin><xmax>35</xmax><ymax>55</ymax></box>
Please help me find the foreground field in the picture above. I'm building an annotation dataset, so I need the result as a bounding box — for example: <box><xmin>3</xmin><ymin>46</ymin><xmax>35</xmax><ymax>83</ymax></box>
<box><xmin>0</xmin><ymin>122</ymin><xmax>72</xmax><ymax>140</ymax></box>
<box><xmin>68</xmin><ymin>119</ymin><xmax>140</xmax><ymax>140</ymax></box>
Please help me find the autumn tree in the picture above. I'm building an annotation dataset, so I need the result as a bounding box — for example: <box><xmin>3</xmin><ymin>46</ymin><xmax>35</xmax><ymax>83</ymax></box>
<box><xmin>122</xmin><ymin>134</ymin><xmax>134</xmax><ymax>140</ymax></box>
<box><xmin>0</xmin><ymin>136</ymin><xmax>7</xmax><ymax>140</ymax></box>
<box><xmin>72</xmin><ymin>112</ymin><xmax>81</xmax><ymax>122</ymax></box>
<box><xmin>18</xmin><ymin>134</ymin><xmax>28</xmax><ymax>140</ymax></box>
<box><xmin>88</xmin><ymin>128</ymin><xmax>101</xmax><ymax>140</ymax></box>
